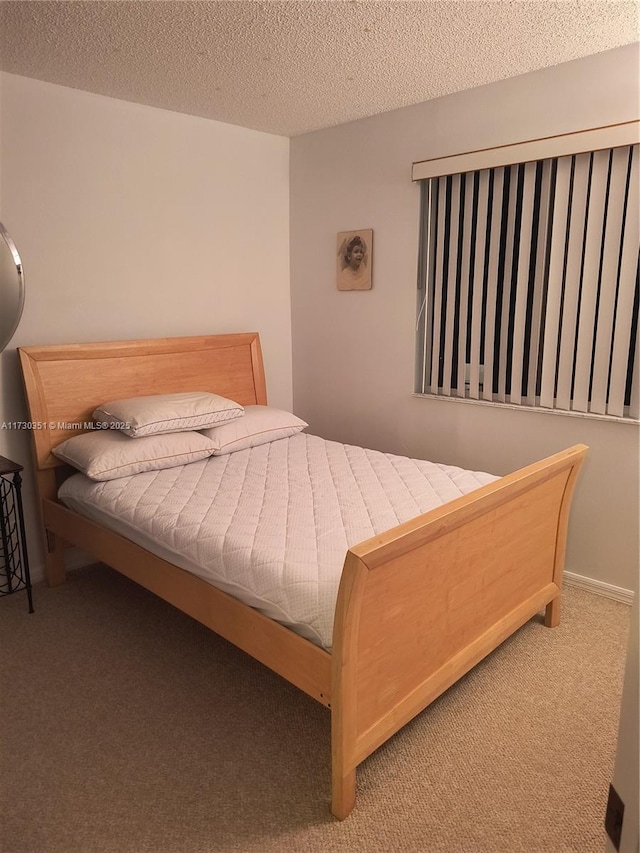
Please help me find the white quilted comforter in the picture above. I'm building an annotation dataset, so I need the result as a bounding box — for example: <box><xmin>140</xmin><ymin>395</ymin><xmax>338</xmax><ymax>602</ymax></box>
<box><xmin>59</xmin><ymin>434</ymin><xmax>498</xmax><ymax>650</ymax></box>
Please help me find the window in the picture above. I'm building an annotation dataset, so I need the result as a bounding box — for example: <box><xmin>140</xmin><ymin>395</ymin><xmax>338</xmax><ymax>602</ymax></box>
<box><xmin>414</xmin><ymin>126</ymin><xmax>639</xmax><ymax>421</ymax></box>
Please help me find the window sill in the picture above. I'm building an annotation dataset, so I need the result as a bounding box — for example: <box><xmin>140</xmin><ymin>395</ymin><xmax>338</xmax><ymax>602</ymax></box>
<box><xmin>411</xmin><ymin>393</ymin><xmax>640</xmax><ymax>425</ymax></box>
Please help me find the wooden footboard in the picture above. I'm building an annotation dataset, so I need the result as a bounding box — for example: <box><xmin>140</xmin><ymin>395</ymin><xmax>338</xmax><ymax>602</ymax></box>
<box><xmin>330</xmin><ymin>444</ymin><xmax>587</xmax><ymax>818</ymax></box>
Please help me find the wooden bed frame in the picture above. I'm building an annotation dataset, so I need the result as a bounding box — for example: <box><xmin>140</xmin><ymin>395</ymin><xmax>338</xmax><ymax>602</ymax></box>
<box><xmin>18</xmin><ymin>332</ymin><xmax>587</xmax><ymax>819</ymax></box>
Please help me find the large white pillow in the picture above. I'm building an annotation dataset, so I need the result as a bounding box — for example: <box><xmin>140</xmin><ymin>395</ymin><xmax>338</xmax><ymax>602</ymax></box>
<box><xmin>52</xmin><ymin>429</ymin><xmax>216</xmax><ymax>481</ymax></box>
<box><xmin>199</xmin><ymin>405</ymin><xmax>308</xmax><ymax>455</ymax></box>
<box><xmin>93</xmin><ymin>391</ymin><xmax>244</xmax><ymax>437</ymax></box>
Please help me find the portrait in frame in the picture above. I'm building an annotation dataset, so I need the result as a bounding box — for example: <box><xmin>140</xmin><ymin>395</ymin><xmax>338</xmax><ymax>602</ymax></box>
<box><xmin>336</xmin><ymin>229</ymin><xmax>373</xmax><ymax>291</ymax></box>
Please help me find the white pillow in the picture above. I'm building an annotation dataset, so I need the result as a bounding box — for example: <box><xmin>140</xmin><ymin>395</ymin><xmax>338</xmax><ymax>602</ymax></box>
<box><xmin>93</xmin><ymin>391</ymin><xmax>244</xmax><ymax>437</ymax></box>
<box><xmin>199</xmin><ymin>405</ymin><xmax>308</xmax><ymax>455</ymax></box>
<box><xmin>52</xmin><ymin>429</ymin><xmax>216</xmax><ymax>481</ymax></box>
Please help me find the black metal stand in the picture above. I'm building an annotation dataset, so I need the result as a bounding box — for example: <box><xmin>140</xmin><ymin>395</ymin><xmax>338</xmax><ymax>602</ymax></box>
<box><xmin>0</xmin><ymin>455</ymin><xmax>34</xmax><ymax>613</ymax></box>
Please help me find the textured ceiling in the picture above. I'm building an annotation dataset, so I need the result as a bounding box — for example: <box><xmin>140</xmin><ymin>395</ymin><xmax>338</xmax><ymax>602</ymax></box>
<box><xmin>1</xmin><ymin>1</ymin><xmax>638</xmax><ymax>137</ymax></box>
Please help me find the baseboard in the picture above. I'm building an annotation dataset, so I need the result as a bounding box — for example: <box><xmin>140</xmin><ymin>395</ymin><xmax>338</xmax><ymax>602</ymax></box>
<box><xmin>564</xmin><ymin>571</ymin><xmax>635</xmax><ymax>606</ymax></box>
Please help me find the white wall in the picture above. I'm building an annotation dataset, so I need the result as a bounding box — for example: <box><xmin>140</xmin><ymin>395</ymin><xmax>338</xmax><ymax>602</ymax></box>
<box><xmin>290</xmin><ymin>44</ymin><xmax>640</xmax><ymax>593</ymax></box>
<box><xmin>0</xmin><ymin>73</ymin><xmax>291</xmax><ymax>581</ymax></box>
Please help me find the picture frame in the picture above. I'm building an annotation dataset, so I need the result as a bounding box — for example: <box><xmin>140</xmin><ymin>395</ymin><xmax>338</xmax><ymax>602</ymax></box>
<box><xmin>336</xmin><ymin>229</ymin><xmax>373</xmax><ymax>291</ymax></box>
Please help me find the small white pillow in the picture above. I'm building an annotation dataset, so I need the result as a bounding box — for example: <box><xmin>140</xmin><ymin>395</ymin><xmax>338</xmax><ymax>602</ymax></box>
<box><xmin>199</xmin><ymin>405</ymin><xmax>308</xmax><ymax>455</ymax></box>
<box><xmin>93</xmin><ymin>391</ymin><xmax>244</xmax><ymax>437</ymax></box>
<box><xmin>52</xmin><ymin>429</ymin><xmax>216</xmax><ymax>481</ymax></box>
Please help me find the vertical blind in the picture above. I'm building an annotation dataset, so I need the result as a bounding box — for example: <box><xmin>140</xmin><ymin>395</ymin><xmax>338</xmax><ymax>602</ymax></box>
<box><xmin>415</xmin><ymin>141</ymin><xmax>640</xmax><ymax>419</ymax></box>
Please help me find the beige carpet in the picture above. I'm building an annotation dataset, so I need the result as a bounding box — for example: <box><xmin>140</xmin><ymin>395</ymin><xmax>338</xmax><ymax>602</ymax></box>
<box><xmin>0</xmin><ymin>564</ymin><xmax>630</xmax><ymax>853</ymax></box>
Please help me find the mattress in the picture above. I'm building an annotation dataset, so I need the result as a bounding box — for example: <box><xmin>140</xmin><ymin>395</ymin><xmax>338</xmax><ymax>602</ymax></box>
<box><xmin>59</xmin><ymin>433</ymin><xmax>498</xmax><ymax>650</ymax></box>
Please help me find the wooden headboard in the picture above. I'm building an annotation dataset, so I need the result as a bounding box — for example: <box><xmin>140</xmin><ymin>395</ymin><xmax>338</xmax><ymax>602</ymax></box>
<box><xmin>19</xmin><ymin>333</ymin><xmax>267</xmax><ymax>470</ymax></box>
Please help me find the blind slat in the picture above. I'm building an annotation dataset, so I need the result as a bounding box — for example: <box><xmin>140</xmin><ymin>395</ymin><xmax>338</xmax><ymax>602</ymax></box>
<box><xmin>429</xmin><ymin>178</ymin><xmax>447</xmax><ymax>394</ymax></box>
<box><xmin>496</xmin><ymin>169</ymin><xmax>519</xmax><ymax>402</ymax></box>
<box><xmin>555</xmin><ymin>153</ymin><xmax>591</xmax><ymax>411</ymax></box>
<box><xmin>441</xmin><ymin>174</ymin><xmax>461</xmax><ymax>396</ymax></box>
<box><xmin>510</xmin><ymin>162</ymin><xmax>537</xmax><ymax>405</ymax></box>
<box><xmin>417</xmin><ymin>181</ymin><xmax>431</xmax><ymax>395</ymax></box>
<box><xmin>456</xmin><ymin>172</ymin><xmax>475</xmax><ymax>396</ymax></box>
<box><xmin>525</xmin><ymin>159</ymin><xmax>553</xmax><ymax>407</ymax></box>
<box><xmin>629</xmin><ymin>322</ymin><xmax>640</xmax><ymax>419</ymax></box>
<box><xmin>590</xmin><ymin>146</ymin><xmax>631</xmax><ymax>414</ymax></box>
<box><xmin>572</xmin><ymin>149</ymin><xmax>611</xmax><ymax>412</ymax></box>
<box><xmin>540</xmin><ymin>156</ymin><xmax>572</xmax><ymax>408</ymax></box>
<box><xmin>482</xmin><ymin>168</ymin><xmax>505</xmax><ymax>402</ymax></box>
<box><xmin>468</xmin><ymin>170</ymin><xmax>490</xmax><ymax>399</ymax></box>
<box><xmin>608</xmin><ymin>146</ymin><xmax>639</xmax><ymax>416</ymax></box>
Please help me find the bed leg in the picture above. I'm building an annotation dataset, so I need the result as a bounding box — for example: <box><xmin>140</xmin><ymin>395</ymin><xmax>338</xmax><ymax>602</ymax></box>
<box><xmin>544</xmin><ymin>595</ymin><xmax>561</xmax><ymax>628</ymax></box>
<box><xmin>331</xmin><ymin>768</ymin><xmax>356</xmax><ymax>820</ymax></box>
<box><xmin>44</xmin><ymin>529</ymin><xmax>67</xmax><ymax>586</ymax></box>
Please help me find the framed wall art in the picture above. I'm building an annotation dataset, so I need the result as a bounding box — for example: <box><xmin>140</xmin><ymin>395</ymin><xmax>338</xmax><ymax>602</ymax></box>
<box><xmin>336</xmin><ymin>229</ymin><xmax>372</xmax><ymax>291</ymax></box>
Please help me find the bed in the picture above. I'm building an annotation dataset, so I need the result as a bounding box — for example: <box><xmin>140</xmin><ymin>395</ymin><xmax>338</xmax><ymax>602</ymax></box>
<box><xmin>18</xmin><ymin>332</ymin><xmax>587</xmax><ymax>819</ymax></box>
